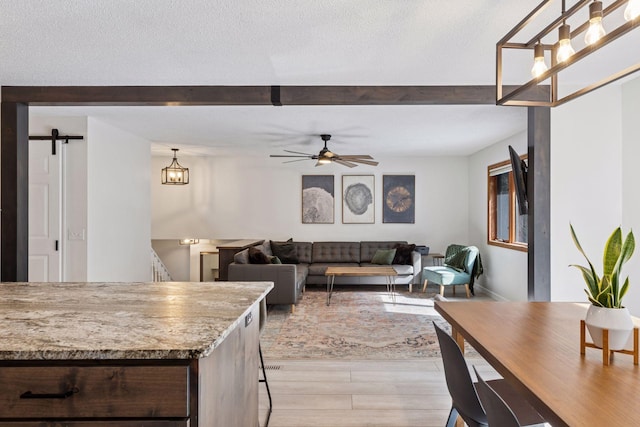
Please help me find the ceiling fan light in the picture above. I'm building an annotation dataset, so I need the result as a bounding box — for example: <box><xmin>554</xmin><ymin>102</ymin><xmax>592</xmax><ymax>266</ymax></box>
<box><xmin>317</xmin><ymin>157</ymin><xmax>331</xmax><ymax>165</ymax></box>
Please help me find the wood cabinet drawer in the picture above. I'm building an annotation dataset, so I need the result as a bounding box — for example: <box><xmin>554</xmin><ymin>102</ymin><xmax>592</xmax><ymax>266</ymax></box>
<box><xmin>0</xmin><ymin>365</ymin><xmax>189</xmax><ymax>419</ymax></box>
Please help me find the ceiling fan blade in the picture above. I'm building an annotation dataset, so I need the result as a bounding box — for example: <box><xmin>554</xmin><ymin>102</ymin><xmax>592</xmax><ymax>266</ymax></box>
<box><xmin>283</xmin><ymin>158</ymin><xmax>312</xmax><ymax>164</ymax></box>
<box><xmin>338</xmin><ymin>154</ymin><xmax>374</xmax><ymax>160</ymax></box>
<box><xmin>270</xmin><ymin>154</ymin><xmax>311</xmax><ymax>158</ymax></box>
<box><xmin>346</xmin><ymin>158</ymin><xmax>379</xmax><ymax>166</ymax></box>
<box><xmin>333</xmin><ymin>159</ymin><xmax>358</xmax><ymax>168</ymax></box>
<box><xmin>284</xmin><ymin>149</ymin><xmax>314</xmax><ymax>155</ymax></box>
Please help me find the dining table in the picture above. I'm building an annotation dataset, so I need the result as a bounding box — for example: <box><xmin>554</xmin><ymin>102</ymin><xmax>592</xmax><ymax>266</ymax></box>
<box><xmin>434</xmin><ymin>301</ymin><xmax>640</xmax><ymax>427</ymax></box>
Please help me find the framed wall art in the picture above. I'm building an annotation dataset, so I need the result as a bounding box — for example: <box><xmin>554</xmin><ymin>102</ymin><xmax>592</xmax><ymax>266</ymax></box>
<box><xmin>302</xmin><ymin>175</ymin><xmax>334</xmax><ymax>224</ymax></box>
<box><xmin>342</xmin><ymin>175</ymin><xmax>374</xmax><ymax>224</ymax></box>
<box><xmin>382</xmin><ymin>175</ymin><xmax>415</xmax><ymax>223</ymax></box>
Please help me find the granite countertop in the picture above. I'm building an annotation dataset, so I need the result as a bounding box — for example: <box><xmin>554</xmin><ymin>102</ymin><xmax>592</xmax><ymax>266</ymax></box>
<box><xmin>0</xmin><ymin>281</ymin><xmax>273</xmax><ymax>361</ymax></box>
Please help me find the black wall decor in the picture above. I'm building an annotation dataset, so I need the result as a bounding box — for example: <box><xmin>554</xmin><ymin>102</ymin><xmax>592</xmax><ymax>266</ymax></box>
<box><xmin>382</xmin><ymin>175</ymin><xmax>415</xmax><ymax>224</ymax></box>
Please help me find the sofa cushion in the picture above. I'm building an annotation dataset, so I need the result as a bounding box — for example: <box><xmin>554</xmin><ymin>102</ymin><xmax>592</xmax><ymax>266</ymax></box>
<box><xmin>371</xmin><ymin>249</ymin><xmax>396</xmax><ymax>265</ymax></box>
<box><xmin>293</xmin><ymin>241</ymin><xmax>313</xmax><ymax>264</ymax></box>
<box><xmin>233</xmin><ymin>248</ymin><xmax>250</xmax><ymax>264</ymax></box>
<box><xmin>312</xmin><ymin>242</ymin><xmax>360</xmax><ymax>263</ymax></box>
<box><xmin>271</xmin><ymin>239</ymin><xmax>299</xmax><ymax>264</ymax></box>
<box><xmin>360</xmin><ymin>241</ymin><xmax>407</xmax><ymax>263</ymax></box>
<box><xmin>308</xmin><ymin>262</ymin><xmax>360</xmax><ymax>276</ymax></box>
<box><xmin>249</xmin><ymin>246</ymin><xmax>270</xmax><ymax>264</ymax></box>
<box><xmin>392</xmin><ymin>243</ymin><xmax>416</xmax><ymax>265</ymax></box>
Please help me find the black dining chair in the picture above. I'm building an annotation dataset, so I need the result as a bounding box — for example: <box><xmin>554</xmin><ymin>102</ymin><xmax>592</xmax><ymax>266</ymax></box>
<box><xmin>473</xmin><ymin>366</ymin><xmax>522</xmax><ymax>427</ymax></box>
<box><xmin>433</xmin><ymin>322</ymin><xmax>545</xmax><ymax>427</ymax></box>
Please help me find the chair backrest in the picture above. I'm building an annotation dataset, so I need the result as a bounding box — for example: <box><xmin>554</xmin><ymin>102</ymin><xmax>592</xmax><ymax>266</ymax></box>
<box><xmin>433</xmin><ymin>322</ymin><xmax>486</xmax><ymax>425</ymax></box>
<box><xmin>473</xmin><ymin>366</ymin><xmax>522</xmax><ymax>427</ymax></box>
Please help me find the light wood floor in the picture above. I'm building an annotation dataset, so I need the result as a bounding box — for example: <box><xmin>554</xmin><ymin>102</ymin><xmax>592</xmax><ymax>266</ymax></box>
<box><xmin>259</xmin><ymin>357</ymin><xmax>501</xmax><ymax>427</ymax></box>
<box><xmin>258</xmin><ymin>286</ymin><xmax>498</xmax><ymax>427</ymax></box>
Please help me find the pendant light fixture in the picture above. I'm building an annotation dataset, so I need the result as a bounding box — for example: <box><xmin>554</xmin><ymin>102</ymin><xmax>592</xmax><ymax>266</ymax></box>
<box><xmin>556</xmin><ymin>22</ymin><xmax>575</xmax><ymax>63</ymax></box>
<box><xmin>531</xmin><ymin>42</ymin><xmax>549</xmax><ymax>78</ymax></box>
<box><xmin>585</xmin><ymin>1</ymin><xmax>606</xmax><ymax>45</ymax></box>
<box><xmin>626</xmin><ymin>0</ymin><xmax>640</xmax><ymax>21</ymax></box>
<box><xmin>497</xmin><ymin>0</ymin><xmax>640</xmax><ymax>107</ymax></box>
<box><xmin>161</xmin><ymin>148</ymin><xmax>189</xmax><ymax>185</ymax></box>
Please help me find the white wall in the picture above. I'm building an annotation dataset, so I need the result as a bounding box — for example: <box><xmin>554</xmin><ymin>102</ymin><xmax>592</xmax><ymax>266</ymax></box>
<box><xmin>468</xmin><ymin>131</ymin><xmax>528</xmax><ymax>301</ymax></box>
<box><xmin>151</xmin><ymin>155</ymin><xmax>470</xmax><ymax>255</ymax></box>
<box><xmin>550</xmin><ymin>84</ymin><xmax>625</xmax><ymax>306</ymax></box>
<box><xmin>621</xmin><ymin>76</ymin><xmax>640</xmax><ymax>315</ymax></box>
<box><xmin>86</xmin><ymin>118</ymin><xmax>151</xmax><ymax>281</ymax></box>
<box><xmin>29</xmin><ymin>116</ymin><xmax>89</xmax><ymax>281</ymax></box>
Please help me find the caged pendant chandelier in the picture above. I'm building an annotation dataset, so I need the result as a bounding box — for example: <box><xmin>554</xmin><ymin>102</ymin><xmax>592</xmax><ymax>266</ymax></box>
<box><xmin>497</xmin><ymin>0</ymin><xmax>640</xmax><ymax>107</ymax></box>
<box><xmin>161</xmin><ymin>148</ymin><xmax>190</xmax><ymax>185</ymax></box>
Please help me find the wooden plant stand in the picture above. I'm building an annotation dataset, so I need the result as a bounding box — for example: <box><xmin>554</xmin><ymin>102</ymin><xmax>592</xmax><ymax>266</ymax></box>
<box><xmin>580</xmin><ymin>320</ymin><xmax>639</xmax><ymax>366</ymax></box>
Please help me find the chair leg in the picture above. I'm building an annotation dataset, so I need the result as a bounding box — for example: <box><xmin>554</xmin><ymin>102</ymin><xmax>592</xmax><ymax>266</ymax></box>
<box><xmin>439</xmin><ymin>284</ymin><xmax>445</xmax><ymax>296</ymax></box>
<box><xmin>290</xmin><ymin>304</ymin><xmax>295</xmax><ymax>314</ymax></box>
<box><xmin>452</xmin><ymin>285</ymin><xmax>456</xmax><ymax>296</ymax></box>
<box><xmin>409</xmin><ymin>282</ymin><xmax>413</xmax><ymax>293</ymax></box>
<box><xmin>464</xmin><ymin>284</ymin><xmax>471</xmax><ymax>298</ymax></box>
<box><xmin>259</xmin><ymin>343</ymin><xmax>272</xmax><ymax>427</ymax></box>
<box><xmin>422</xmin><ymin>279</ymin><xmax>429</xmax><ymax>293</ymax></box>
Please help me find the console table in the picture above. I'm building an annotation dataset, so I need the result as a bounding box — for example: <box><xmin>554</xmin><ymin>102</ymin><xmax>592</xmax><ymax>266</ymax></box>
<box><xmin>0</xmin><ymin>281</ymin><xmax>273</xmax><ymax>426</ymax></box>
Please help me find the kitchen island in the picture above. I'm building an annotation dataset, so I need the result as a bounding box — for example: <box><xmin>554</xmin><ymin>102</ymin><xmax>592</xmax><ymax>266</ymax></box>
<box><xmin>0</xmin><ymin>281</ymin><xmax>273</xmax><ymax>426</ymax></box>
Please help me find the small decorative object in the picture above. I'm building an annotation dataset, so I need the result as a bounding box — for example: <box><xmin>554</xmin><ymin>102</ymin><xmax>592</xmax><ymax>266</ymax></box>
<box><xmin>162</xmin><ymin>148</ymin><xmax>189</xmax><ymax>185</ymax></box>
<box><xmin>382</xmin><ymin>175</ymin><xmax>415</xmax><ymax>224</ymax></box>
<box><xmin>302</xmin><ymin>175</ymin><xmax>334</xmax><ymax>224</ymax></box>
<box><xmin>570</xmin><ymin>224</ymin><xmax>635</xmax><ymax>351</ymax></box>
<box><xmin>342</xmin><ymin>175</ymin><xmax>374</xmax><ymax>224</ymax></box>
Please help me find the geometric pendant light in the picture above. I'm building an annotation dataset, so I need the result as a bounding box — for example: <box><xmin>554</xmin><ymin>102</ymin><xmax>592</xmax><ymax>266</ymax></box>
<box><xmin>161</xmin><ymin>148</ymin><xmax>189</xmax><ymax>185</ymax></box>
<box><xmin>497</xmin><ymin>0</ymin><xmax>640</xmax><ymax>107</ymax></box>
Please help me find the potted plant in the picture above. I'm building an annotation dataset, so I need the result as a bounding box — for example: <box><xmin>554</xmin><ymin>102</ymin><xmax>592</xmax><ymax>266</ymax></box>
<box><xmin>570</xmin><ymin>224</ymin><xmax>635</xmax><ymax>350</ymax></box>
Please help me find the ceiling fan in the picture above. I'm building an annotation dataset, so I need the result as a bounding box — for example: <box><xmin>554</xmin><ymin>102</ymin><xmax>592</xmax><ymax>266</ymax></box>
<box><xmin>269</xmin><ymin>134</ymin><xmax>378</xmax><ymax>168</ymax></box>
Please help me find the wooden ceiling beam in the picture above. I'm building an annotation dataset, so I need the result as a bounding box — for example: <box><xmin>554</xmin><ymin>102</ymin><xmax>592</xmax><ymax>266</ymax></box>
<box><xmin>1</xmin><ymin>85</ymin><xmax>506</xmax><ymax>106</ymax></box>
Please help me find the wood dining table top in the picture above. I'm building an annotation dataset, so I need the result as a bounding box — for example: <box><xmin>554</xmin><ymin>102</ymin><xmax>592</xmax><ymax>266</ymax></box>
<box><xmin>434</xmin><ymin>301</ymin><xmax>640</xmax><ymax>427</ymax></box>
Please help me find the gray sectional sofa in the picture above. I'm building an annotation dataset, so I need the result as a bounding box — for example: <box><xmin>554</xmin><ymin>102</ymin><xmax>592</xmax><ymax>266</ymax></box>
<box><xmin>228</xmin><ymin>240</ymin><xmax>421</xmax><ymax>311</ymax></box>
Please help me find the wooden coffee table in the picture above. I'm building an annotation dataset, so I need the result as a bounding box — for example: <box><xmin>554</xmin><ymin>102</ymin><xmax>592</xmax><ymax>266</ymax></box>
<box><xmin>325</xmin><ymin>266</ymin><xmax>398</xmax><ymax>306</ymax></box>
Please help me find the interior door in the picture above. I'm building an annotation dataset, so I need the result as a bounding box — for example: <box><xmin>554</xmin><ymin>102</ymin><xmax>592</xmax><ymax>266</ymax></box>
<box><xmin>28</xmin><ymin>139</ymin><xmax>62</xmax><ymax>281</ymax></box>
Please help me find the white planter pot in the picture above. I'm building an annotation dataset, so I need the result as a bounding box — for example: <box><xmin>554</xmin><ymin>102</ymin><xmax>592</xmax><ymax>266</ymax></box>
<box><xmin>585</xmin><ymin>305</ymin><xmax>633</xmax><ymax>350</ymax></box>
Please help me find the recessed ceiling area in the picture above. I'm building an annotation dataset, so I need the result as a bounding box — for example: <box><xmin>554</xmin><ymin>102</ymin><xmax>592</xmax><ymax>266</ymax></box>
<box><xmin>30</xmin><ymin>104</ymin><xmax>528</xmax><ymax>157</ymax></box>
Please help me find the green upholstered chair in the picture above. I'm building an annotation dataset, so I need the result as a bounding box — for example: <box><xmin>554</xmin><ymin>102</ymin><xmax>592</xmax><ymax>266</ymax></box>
<box><xmin>421</xmin><ymin>245</ymin><xmax>479</xmax><ymax>298</ymax></box>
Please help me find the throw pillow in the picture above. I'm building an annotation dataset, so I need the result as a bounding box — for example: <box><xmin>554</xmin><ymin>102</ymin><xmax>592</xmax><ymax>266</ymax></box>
<box><xmin>270</xmin><ymin>239</ymin><xmax>299</xmax><ymax>264</ymax></box>
<box><xmin>233</xmin><ymin>248</ymin><xmax>250</xmax><ymax>264</ymax></box>
<box><xmin>270</xmin><ymin>256</ymin><xmax>282</xmax><ymax>264</ymax></box>
<box><xmin>248</xmin><ymin>247</ymin><xmax>271</xmax><ymax>264</ymax></box>
<box><xmin>445</xmin><ymin>249</ymin><xmax>468</xmax><ymax>272</ymax></box>
<box><xmin>392</xmin><ymin>243</ymin><xmax>416</xmax><ymax>265</ymax></box>
<box><xmin>371</xmin><ymin>249</ymin><xmax>397</xmax><ymax>265</ymax></box>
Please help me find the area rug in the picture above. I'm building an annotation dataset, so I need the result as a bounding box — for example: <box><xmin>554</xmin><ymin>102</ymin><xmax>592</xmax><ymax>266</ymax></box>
<box><xmin>261</xmin><ymin>286</ymin><xmax>477</xmax><ymax>359</ymax></box>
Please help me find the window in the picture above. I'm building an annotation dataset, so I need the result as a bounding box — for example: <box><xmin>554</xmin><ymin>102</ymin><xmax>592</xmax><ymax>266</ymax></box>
<box><xmin>488</xmin><ymin>157</ymin><xmax>527</xmax><ymax>251</ymax></box>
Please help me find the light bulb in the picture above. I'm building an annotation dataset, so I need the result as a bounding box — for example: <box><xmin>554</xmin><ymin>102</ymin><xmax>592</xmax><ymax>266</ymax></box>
<box><xmin>585</xmin><ymin>1</ymin><xmax>606</xmax><ymax>45</ymax></box>
<box><xmin>531</xmin><ymin>44</ymin><xmax>548</xmax><ymax>78</ymax></box>
<box><xmin>556</xmin><ymin>24</ymin><xmax>575</xmax><ymax>63</ymax></box>
<box><xmin>625</xmin><ymin>0</ymin><xmax>640</xmax><ymax>21</ymax></box>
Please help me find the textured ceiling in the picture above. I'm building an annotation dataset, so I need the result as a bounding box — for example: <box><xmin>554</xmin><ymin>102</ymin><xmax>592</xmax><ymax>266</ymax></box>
<box><xmin>3</xmin><ymin>0</ymin><xmax>621</xmax><ymax>157</ymax></box>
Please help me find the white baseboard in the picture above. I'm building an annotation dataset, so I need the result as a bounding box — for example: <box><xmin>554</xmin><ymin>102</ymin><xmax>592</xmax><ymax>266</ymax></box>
<box><xmin>474</xmin><ymin>284</ymin><xmax>509</xmax><ymax>301</ymax></box>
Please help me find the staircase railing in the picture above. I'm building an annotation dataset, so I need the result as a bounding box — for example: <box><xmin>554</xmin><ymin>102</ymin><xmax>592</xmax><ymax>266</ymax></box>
<box><xmin>151</xmin><ymin>248</ymin><xmax>172</xmax><ymax>282</ymax></box>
